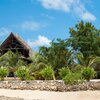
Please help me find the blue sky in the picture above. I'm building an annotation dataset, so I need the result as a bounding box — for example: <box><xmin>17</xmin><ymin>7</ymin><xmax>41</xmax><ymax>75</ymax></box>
<box><xmin>0</xmin><ymin>0</ymin><xmax>100</xmax><ymax>50</ymax></box>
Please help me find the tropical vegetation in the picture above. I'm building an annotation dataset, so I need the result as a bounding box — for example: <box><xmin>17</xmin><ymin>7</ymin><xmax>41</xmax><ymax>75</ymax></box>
<box><xmin>0</xmin><ymin>67</ymin><xmax>8</xmax><ymax>81</ymax></box>
<box><xmin>0</xmin><ymin>21</ymin><xmax>100</xmax><ymax>84</ymax></box>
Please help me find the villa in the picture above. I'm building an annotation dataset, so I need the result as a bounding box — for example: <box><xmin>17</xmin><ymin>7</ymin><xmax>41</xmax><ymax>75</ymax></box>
<box><xmin>0</xmin><ymin>32</ymin><xmax>32</xmax><ymax>58</ymax></box>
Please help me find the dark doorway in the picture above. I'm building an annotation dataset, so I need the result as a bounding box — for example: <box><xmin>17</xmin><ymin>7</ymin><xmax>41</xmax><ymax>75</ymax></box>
<box><xmin>8</xmin><ymin>72</ymin><xmax>14</xmax><ymax>77</ymax></box>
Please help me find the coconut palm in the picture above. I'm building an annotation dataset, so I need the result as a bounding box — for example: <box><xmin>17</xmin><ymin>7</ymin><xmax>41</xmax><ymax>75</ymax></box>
<box><xmin>28</xmin><ymin>53</ymin><xmax>50</xmax><ymax>80</ymax></box>
<box><xmin>75</xmin><ymin>52</ymin><xmax>100</xmax><ymax>67</ymax></box>
<box><xmin>0</xmin><ymin>51</ymin><xmax>25</xmax><ymax>76</ymax></box>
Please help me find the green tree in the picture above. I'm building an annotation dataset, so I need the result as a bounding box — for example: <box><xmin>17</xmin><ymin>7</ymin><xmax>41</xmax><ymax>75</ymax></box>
<box><xmin>39</xmin><ymin>39</ymin><xmax>73</xmax><ymax>75</ymax></box>
<box><xmin>68</xmin><ymin>21</ymin><xmax>100</xmax><ymax>59</ymax></box>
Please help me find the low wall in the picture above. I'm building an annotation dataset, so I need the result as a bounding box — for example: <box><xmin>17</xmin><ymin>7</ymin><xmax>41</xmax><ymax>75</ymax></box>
<box><xmin>0</xmin><ymin>80</ymin><xmax>100</xmax><ymax>92</ymax></box>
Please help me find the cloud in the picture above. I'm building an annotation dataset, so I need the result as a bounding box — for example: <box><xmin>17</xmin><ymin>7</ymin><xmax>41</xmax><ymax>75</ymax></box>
<box><xmin>27</xmin><ymin>35</ymin><xmax>51</xmax><ymax>48</ymax></box>
<box><xmin>81</xmin><ymin>12</ymin><xmax>96</xmax><ymax>21</ymax></box>
<box><xmin>74</xmin><ymin>2</ymin><xmax>96</xmax><ymax>21</ymax></box>
<box><xmin>20</xmin><ymin>21</ymin><xmax>43</xmax><ymax>31</ymax></box>
<box><xmin>38</xmin><ymin>0</ymin><xmax>72</xmax><ymax>12</ymax></box>
<box><xmin>16</xmin><ymin>21</ymin><xmax>47</xmax><ymax>31</ymax></box>
<box><xmin>0</xmin><ymin>27</ymin><xmax>10</xmax><ymax>37</ymax></box>
<box><xmin>38</xmin><ymin>0</ymin><xmax>96</xmax><ymax>21</ymax></box>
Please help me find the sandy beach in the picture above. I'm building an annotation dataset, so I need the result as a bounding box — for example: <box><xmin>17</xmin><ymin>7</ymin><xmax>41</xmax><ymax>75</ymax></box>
<box><xmin>0</xmin><ymin>89</ymin><xmax>100</xmax><ymax>100</ymax></box>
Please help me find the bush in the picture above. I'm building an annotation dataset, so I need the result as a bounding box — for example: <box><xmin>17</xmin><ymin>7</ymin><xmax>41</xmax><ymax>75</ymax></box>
<box><xmin>41</xmin><ymin>66</ymin><xmax>54</xmax><ymax>80</ymax></box>
<box><xmin>16</xmin><ymin>66</ymin><xmax>33</xmax><ymax>80</ymax></box>
<box><xmin>0</xmin><ymin>67</ymin><xmax>8</xmax><ymax>81</ymax></box>
<box><xmin>81</xmin><ymin>67</ymin><xmax>96</xmax><ymax>81</ymax></box>
<box><xmin>63</xmin><ymin>72</ymin><xmax>73</xmax><ymax>85</ymax></box>
<box><xmin>59</xmin><ymin>67</ymin><xmax>70</xmax><ymax>79</ymax></box>
<box><xmin>63</xmin><ymin>72</ymin><xmax>81</xmax><ymax>85</ymax></box>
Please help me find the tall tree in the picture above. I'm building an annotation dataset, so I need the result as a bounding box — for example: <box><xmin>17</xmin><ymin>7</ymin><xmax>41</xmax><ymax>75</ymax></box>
<box><xmin>39</xmin><ymin>39</ymin><xmax>73</xmax><ymax>74</ymax></box>
<box><xmin>68</xmin><ymin>21</ymin><xmax>100</xmax><ymax>59</ymax></box>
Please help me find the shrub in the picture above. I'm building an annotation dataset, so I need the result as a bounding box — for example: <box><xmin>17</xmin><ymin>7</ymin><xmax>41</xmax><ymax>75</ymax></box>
<box><xmin>16</xmin><ymin>66</ymin><xmax>33</xmax><ymax>80</ymax></box>
<box><xmin>81</xmin><ymin>67</ymin><xmax>96</xmax><ymax>81</ymax></box>
<box><xmin>59</xmin><ymin>67</ymin><xmax>70</xmax><ymax>79</ymax></box>
<box><xmin>41</xmin><ymin>66</ymin><xmax>54</xmax><ymax>80</ymax></box>
<box><xmin>0</xmin><ymin>66</ymin><xmax>8</xmax><ymax>81</ymax></box>
<box><xmin>73</xmin><ymin>72</ymin><xmax>82</xmax><ymax>83</ymax></box>
<box><xmin>63</xmin><ymin>72</ymin><xmax>73</xmax><ymax>85</ymax></box>
<box><xmin>63</xmin><ymin>72</ymin><xmax>81</xmax><ymax>85</ymax></box>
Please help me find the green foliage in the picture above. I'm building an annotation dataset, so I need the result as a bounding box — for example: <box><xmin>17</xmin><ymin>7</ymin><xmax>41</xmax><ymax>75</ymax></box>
<box><xmin>63</xmin><ymin>71</ymin><xmax>81</xmax><ymax>85</ymax></box>
<box><xmin>0</xmin><ymin>67</ymin><xmax>8</xmax><ymax>81</ymax></box>
<box><xmin>0</xmin><ymin>51</ymin><xmax>26</xmax><ymax>68</ymax></box>
<box><xmin>59</xmin><ymin>67</ymin><xmax>70</xmax><ymax>79</ymax></box>
<box><xmin>70</xmin><ymin>64</ymin><xmax>82</xmax><ymax>73</ymax></box>
<box><xmin>58</xmin><ymin>66</ymin><xmax>82</xmax><ymax>85</ymax></box>
<box><xmin>29</xmin><ymin>53</ymin><xmax>48</xmax><ymax>75</ymax></box>
<box><xmin>74</xmin><ymin>52</ymin><xmax>100</xmax><ymax>67</ymax></box>
<box><xmin>68</xmin><ymin>21</ymin><xmax>100</xmax><ymax>59</ymax></box>
<box><xmin>29</xmin><ymin>62</ymin><xmax>47</xmax><ymax>73</ymax></box>
<box><xmin>30</xmin><ymin>53</ymin><xmax>47</xmax><ymax>66</ymax></box>
<box><xmin>41</xmin><ymin>66</ymin><xmax>54</xmax><ymax>80</ymax></box>
<box><xmin>16</xmin><ymin>66</ymin><xmax>33</xmax><ymax>80</ymax></box>
<box><xmin>39</xmin><ymin>39</ymin><xmax>73</xmax><ymax>76</ymax></box>
<box><xmin>81</xmin><ymin>67</ymin><xmax>96</xmax><ymax>81</ymax></box>
<box><xmin>0</xmin><ymin>51</ymin><xmax>19</xmax><ymax>67</ymax></box>
<box><xmin>59</xmin><ymin>67</ymin><xmax>82</xmax><ymax>85</ymax></box>
<box><xmin>0</xmin><ymin>21</ymin><xmax>100</xmax><ymax>82</ymax></box>
<box><xmin>36</xmin><ymin>62</ymin><xmax>47</xmax><ymax>71</ymax></box>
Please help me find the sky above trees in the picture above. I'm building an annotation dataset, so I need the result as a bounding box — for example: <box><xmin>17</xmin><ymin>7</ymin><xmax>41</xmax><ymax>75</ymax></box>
<box><xmin>0</xmin><ymin>0</ymin><xmax>100</xmax><ymax>50</ymax></box>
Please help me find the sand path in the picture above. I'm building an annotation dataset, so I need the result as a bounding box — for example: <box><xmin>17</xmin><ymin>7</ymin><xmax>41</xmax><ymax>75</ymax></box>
<box><xmin>0</xmin><ymin>89</ymin><xmax>100</xmax><ymax>100</ymax></box>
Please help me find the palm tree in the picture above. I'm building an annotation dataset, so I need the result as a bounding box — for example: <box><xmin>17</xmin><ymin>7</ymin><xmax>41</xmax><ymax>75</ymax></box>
<box><xmin>29</xmin><ymin>53</ymin><xmax>48</xmax><ymax>72</ymax></box>
<box><xmin>0</xmin><ymin>51</ymin><xmax>25</xmax><ymax>76</ymax></box>
<box><xmin>75</xmin><ymin>52</ymin><xmax>100</xmax><ymax>67</ymax></box>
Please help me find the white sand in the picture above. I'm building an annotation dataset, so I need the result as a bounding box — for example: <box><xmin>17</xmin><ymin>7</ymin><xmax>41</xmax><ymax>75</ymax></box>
<box><xmin>0</xmin><ymin>89</ymin><xmax>100</xmax><ymax>100</ymax></box>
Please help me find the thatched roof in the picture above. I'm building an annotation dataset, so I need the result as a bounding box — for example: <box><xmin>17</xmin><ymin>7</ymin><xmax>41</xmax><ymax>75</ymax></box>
<box><xmin>0</xmin><ymin>32</ymin><xmax>33</xmax><ymax>57</ymax></box>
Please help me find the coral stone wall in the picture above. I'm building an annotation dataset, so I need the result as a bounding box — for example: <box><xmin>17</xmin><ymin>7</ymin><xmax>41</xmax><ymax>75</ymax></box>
<box><xmin>0</xmin><ymin>80</ymin><xmax>100</xmax><ymax>92</ymax></box>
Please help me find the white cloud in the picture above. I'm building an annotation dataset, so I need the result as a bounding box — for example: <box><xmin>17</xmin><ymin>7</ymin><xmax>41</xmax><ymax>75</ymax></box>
<box><xmin>38</xmin><ymin>0</ymin><xmax>74</xmax><ymax>12</ymax></box>
<box><xmin>81</xmin><ymin>12</ymin><xmax>96</xmax><ymax>21</ymax></box>
<box><xmin>38</xmin><ymin>0</ymin><xmax>96</xmax><ymax>21</ymax></box>
<box><xmin>20</xmin><ymin>21</ymin><xmax>42</xmax><ymax>31</ymax></box>
<box><xmin>17</xmin><ymin>21</ymin><xmax>46</xmax><ymax>31</ymax></box>
<box><xmin>74</xmin><ymin>2</ymin><xmax>96</xmax><ymax>21</ymax></box>
<box><xmin>0</xmin><ymin>27</ymin><xmax>10</xmax><ymax>37</ymax></box>
<box><xmin>27</xmin><ymin>35</ymin><xmax>51</xmax><ymax>48</ymax></box>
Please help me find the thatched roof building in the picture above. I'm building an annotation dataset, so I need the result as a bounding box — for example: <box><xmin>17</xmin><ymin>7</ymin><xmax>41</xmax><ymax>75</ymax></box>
<box><xmin>0</xmin><ymin>32</ymin><xmax>33</xmax><ymax>57</ymax></box>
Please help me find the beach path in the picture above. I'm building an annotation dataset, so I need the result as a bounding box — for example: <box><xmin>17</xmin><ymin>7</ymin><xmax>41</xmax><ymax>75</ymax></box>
<box><xmin>0</xmin><ymin>89</ymin><xmax>100</xmax><ymax>100</ymax></box>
